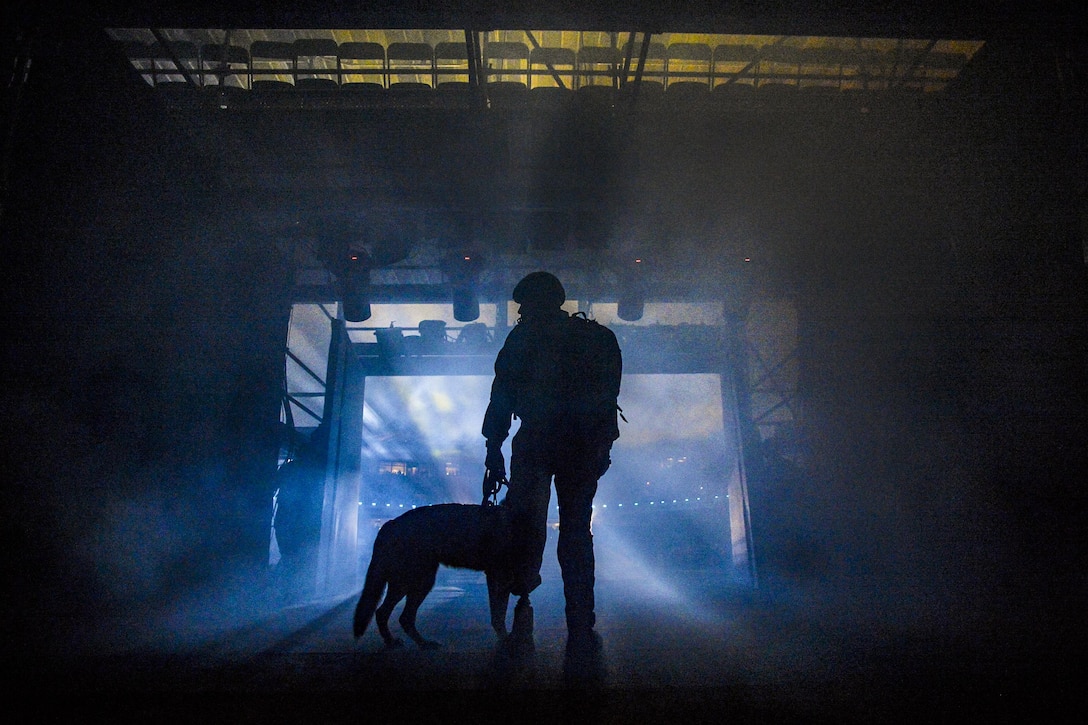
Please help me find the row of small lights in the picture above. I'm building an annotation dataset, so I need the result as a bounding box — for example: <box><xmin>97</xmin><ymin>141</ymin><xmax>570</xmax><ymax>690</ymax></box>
<box><xmin>358</xmin><ymin>495</ymin><xmax>726</xmax><ymax>510</ymax></box>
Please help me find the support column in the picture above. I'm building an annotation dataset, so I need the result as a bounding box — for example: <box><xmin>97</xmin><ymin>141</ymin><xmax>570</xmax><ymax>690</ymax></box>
<box><xmin>722</xmin><ymin>309</ymin><xmax>759</xmax><ymax>586</ymax></box>
<box><xmin>316</xmin><ymin>315</ymin><xmax>366</xmax><ymax>598</ymax></box>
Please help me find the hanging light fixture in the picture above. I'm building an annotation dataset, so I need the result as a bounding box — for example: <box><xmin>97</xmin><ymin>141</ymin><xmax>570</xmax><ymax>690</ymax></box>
<box><xmin>445</xmin><ymin>253</ymin><xmax>483</xmax><ymax>322</ymax></box>
<box><xmin>340</xmin><ymin>250</ymin><xmax>372</xmax><ymax>322</ymax></box>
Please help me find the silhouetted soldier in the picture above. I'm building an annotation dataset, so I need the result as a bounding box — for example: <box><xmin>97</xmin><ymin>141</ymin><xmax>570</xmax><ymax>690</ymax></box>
<box><xmin>272</xmin><ymin>423</ymin><xmax>328</xmax><ymax>604</ymax></box>
<box><xmin>482</xmin><ymin>271</ymin><xmax>622</xmax><ymax>661</ymax></box>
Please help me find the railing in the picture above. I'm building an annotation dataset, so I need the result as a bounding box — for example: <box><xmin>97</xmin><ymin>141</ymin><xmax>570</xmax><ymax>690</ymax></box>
<box><xmin>125</xmin><ymin>38</ymin><xmax>969</xmax><ymax>95</ymax></box>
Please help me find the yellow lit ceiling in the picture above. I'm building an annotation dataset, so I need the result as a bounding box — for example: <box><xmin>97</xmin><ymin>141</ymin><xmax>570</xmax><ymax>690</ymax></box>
<box><xmin>105</xmin><ymin>28</ymin><xmax>984</xmax><ymax>95</ymax></box>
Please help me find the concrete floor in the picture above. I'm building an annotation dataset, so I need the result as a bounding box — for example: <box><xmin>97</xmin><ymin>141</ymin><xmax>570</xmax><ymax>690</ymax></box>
<box><xmin>22</xmin><ymin>549</ymin><xmax>1083</xmax><ymax>724</ymax></box>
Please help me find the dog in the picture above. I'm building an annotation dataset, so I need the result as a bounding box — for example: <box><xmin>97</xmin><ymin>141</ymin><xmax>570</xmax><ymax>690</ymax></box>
<box><xmin>352</xmin><ymin>502</ymin><xmax>513</xmax><ymax>649</ymax></box>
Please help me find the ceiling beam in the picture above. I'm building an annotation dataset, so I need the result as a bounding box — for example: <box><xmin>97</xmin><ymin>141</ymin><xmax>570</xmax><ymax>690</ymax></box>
<box><xmin>11</xmin><ymin>1</ymin><xmax>1074</xmax><ymax>42</ymax></box>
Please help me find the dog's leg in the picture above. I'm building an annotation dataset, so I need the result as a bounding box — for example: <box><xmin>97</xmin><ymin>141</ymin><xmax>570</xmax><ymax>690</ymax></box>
<box><xmin>375</xmin><ymin>585</ymin><xmax>406</xmax><ymax>648</ymax></box>
<box><xmin>486</xmin><ymin>573</ymin><xmax>510</xmax><ymax>639</ymax></box>
<box><xmin>400</xmin><ymin>590</ymin><xmax>442</xmax><ymax>649</ymax></box>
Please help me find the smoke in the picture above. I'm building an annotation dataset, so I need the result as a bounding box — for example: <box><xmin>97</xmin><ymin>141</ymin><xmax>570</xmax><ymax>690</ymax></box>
<box><xmin>357</xmin><ymin>371</ymin><xmax>739</xmax><ymax>583</ymax></box>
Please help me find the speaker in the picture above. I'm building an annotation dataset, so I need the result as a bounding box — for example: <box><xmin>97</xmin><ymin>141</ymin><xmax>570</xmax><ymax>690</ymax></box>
<box><xmin>452</xmin><ymin>285</ymin><xmax>480</xmax><ymax>322</ymax></box>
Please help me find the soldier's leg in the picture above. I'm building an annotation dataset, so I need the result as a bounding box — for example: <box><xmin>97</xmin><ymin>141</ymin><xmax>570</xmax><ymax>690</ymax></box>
<box><xmin>505</xmin><ymin>430</ymin><xmax>553</xmax><ymax>597</ymax></box>
<box><xmin>554</xmin><ymin>472</ymin><xmax>599</xmax><ymax>633</ymax></box>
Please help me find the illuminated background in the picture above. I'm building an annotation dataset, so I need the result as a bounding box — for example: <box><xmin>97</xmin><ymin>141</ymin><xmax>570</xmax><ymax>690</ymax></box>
<box><xmin>356</xmin><ymin>372</ymin><xmax>733</xmax><ymax>572</ymax></box>
<box><xmin>283</xmin><ymin>298</ymin><xmax>751</xmax><ymax>585</ymax></box>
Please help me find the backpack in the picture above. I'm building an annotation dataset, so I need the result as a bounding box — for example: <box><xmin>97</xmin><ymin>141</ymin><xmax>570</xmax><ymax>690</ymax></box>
<box><xmin>559</xmin><ymin>312</ymin><xmax>624</xmax><ymax>442</ymax></box>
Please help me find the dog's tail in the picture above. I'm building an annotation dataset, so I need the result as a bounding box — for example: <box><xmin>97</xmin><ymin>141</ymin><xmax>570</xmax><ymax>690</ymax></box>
<box><xmin>353</xmin><ymin>545</ymin><xmax>388</xmax><ymax>639</ymax></box>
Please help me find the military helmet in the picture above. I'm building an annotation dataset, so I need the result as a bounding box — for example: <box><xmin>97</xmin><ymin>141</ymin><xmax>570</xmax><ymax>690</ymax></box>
<box><xmin>512</xmin><ymin>271</ymin><xmax>565</xmax><ymax>309</ymax></box>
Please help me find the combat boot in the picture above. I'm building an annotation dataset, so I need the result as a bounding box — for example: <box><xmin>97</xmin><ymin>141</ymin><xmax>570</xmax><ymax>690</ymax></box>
<box><xmin>563</xmin><ymin>626</ymin><xmax>604</xmax><ymax>687</ymax></box>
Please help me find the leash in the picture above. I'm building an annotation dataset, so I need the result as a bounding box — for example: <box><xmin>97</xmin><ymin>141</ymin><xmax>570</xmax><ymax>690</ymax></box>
<box><xmin>481</xmin><ymin>468</ymin><xmax>508</xmax><ymax>506</ymax></box>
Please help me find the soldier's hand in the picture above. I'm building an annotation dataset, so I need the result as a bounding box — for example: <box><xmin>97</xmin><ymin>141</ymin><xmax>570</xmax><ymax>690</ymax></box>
<box><xmin>482</xmin><ymin>470</ymin><xmax>500</xmax><ymax>501</ymax></box>
<box><xmin>485</xmin><ymin>443</ymin><xmax>506</xmax><ymax>480</ymax></box>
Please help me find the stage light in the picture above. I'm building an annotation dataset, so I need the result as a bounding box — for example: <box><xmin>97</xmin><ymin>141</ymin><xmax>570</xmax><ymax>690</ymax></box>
<box><xmin>617</xmin><ymin>297</ymin><xmax>645</xmax><ymax>321</ymax></box>
<box><xmin>444</xmin><ymin>253</ymin><xmax>483</xmax><ymax>322</ymax></box>
<box><xmin>341</xmin><ymin>252</ymin><xmax>372</xmax><ymax>322</ymax></box>
<box><xmin>452</xmin><ymin>285</ymin><xmax>480</xmax><ymax>322</ymax></box>
<box><xmin>418</xmin><ymin>320</ymin><xmax>448</xmax><ymax>353</ymax></box>
<box><xmin>374</xmin><ymin>326</ymin><xmax>404</xmax><ymax>358</ymax></box>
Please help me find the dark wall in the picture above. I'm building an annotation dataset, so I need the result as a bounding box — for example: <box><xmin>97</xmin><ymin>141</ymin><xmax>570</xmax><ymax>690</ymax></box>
<box><xmin>779</xmin><ymin>33</ymin><xmax>1087</xmax><ymax>612</ymax></box>
<box><xmin>3</xmin><ymin>28</ymin><xmax>295</xmax><ymax>647</ymax></box>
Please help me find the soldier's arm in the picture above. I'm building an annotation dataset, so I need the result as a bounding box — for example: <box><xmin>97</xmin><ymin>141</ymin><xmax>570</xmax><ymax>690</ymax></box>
<box><xmin>481</xmin><ymin>327</ymin><xmax>522</xmax><ymax>444</ymax></box>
